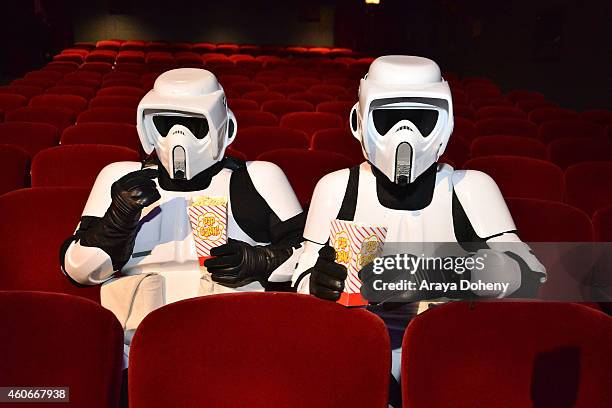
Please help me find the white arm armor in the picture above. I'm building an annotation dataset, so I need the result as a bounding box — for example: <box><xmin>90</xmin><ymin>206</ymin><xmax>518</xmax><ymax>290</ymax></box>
<box><xmin>291</xmin><ymin>169</ymin><xmax>350</xmax><ymax>291</ymax></box>
<box><xmin>62</xmin><ymin>161</ymin><xmax>142</xmax><ymax>286</ymax></box>
<box><xmin>246</xmin><ymin>161</ymin><xmax>304</xmax><ymax>282</ymax></box>
<box><xmin>453</xmin><ymin>170</ymin><xmax>546</xmax><ymax>297</ymax></box>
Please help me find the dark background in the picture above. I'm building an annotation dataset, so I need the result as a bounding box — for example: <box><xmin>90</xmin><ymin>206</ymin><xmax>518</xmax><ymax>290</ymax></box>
<box><xmin>0</xmin><ymin>0</ymin><xmax>610</xmax><ymax>110</ymax></box>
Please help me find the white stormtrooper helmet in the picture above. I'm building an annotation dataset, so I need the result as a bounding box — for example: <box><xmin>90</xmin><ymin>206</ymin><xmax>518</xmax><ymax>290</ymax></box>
<box><xmin>137</xmin><ymin>68</ymin><xmax>237</xmax><ymax>180</ymax></box>
<box><xmin>350</xmin><ymin>56</ymin><xmax>454</xmax><ymax>184</ymax></box>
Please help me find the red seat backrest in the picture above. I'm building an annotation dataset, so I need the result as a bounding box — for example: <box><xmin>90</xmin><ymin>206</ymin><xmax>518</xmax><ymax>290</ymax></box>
<box><xmin>232</xmin><ymin>127</ymin><xmax>309</xmax><ymax>160</ymax></box>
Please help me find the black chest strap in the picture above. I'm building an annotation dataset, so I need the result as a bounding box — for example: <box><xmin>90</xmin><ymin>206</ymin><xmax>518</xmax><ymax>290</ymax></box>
<box><xmin>336</xmin><ymin>166</ymin><xmax>360</xmax><ymax>222</ymax></box>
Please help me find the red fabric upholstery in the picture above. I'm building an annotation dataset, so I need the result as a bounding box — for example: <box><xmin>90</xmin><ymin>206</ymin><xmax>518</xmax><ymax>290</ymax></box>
<box><xmin>25</xmin><ymin>70</ymin><xmax>64</xmax><ymax>81</ymax></box>
<box><xmin>316</xmin><ymin>101</ymin><xmax>354</xmax><ymax>120</ymax></box>
<box><xmin>130</xmin><ymin>292</ymin><xmax>390</xmax><ymax>408</ymax></box>
<box><xmin>233</xmin><ymin>110</ymin><xmax>278</xmax><ymax>128</ymax></box>
<box><xmin>96</xmin><ymin>86</ymin><xmax>145</xmax><ymax>98</ymax></box>
<box><xmin>61</xmin><ymin>123</ymin><xmax>142</xmax><ymax>153</ymax></box>
<box><xmin>116</xmin><ymin>51</ymin><xmax>145</xmax><ymax>64</ymax></box>
<box><xmin>516</xmin><ymin>99</ymin><xmax>559</xmax><ymax>112</ymax></box>
<box><xmin>225</xmin><ymin>147</ymin><xmax>247</xmax><ymax>161</ymax></box>
<box><xmin>471</xmin><ymin>97</ymin><xmax>514</xmax><ymax>110</ymax></box>
<box><xmin>288</xmin><ymin>91</ymin><xmax>334</xmax><ymax>105</ymax></box>
<box><xmin>593</xmin><ymin>205</ymin><xmax>612</xmax><ymax>242</ymax></box>
<box><xmin>0</xmin><ymin>85</ymin><xmax>44</xmax><ymax>100</ymax></box>
<box><xmin>258</xmin><ymin>149</ymin><xmax>354</xmax><ymax>206</ymax></box>
<box><xmin>402</xmin><ymin>302</ymin><xmax>612</xmax><ymax>408</ymax></box>
<box><xmin>464</xmin><ymin>156</ymin><xmax>564</xmax><ymax>201</ymax></box>
<box><xmin>538</xmin><ymin>119</ymin><xmax>605</xmax><ymax>144</ymax></box>
<box><xmin>565</xmin><ymin>162</ymin><xmax>612</xmax><ymax>216</ymax></box>
<box><xmin>6</xmin><ymin>106</ymin><xmax>76</xmax><ymax>131</ymax></box>
<box><xmin>29</xmin><ymin>94</ymin><xmax>89</xmax><ymax>113</ymax></box>
<box><xmin>0</xmin><ymin>291</ymin><xmax>123</xmax><ymax>407</ymax></box>
<box><xmin>309</xmin><ymin>84</ymin><xmax>348</xmax><ymax>98</ymax></box>
<box><xmin>11</xmin><ymin>78</ymin><xmax>56</xmax><ymax>89</ymax></box>
<box><xmin>453</xmin><ymin>104</ymin><xmax>475</xmax><ymax>120</ymax></box>
<box><xmin>466</xmin><ymin>84</ymin><xmax>502</xmax><ymax>99</ymax></box>
<box><xmin>0</xmin><ymin>188</ymin><xmax>99</xmax><ymax>301</ymax></box>
<box><xmin>580</xmin><ymin>109</ymin><xmax>612</xmax><ymax>126</ymax></box>
<box><xmin>242</xmin><ymin>90</ymin><xmax>285</xmax><ymax>105</ymax></box>
<box><xmin>268</xmin><ymin>83</ymin><xmax>308</xmax><ymax>95</ymax></box>
<box><xmin>232</xmin><ymin>127</ymin><xmax>309</xmax><ymax>160</ymax></box>
<box><xmin>89</xmin><ymin>95</ymin><xmax>141</xmax><ymax>109</ymax></box>
<box><xmin>227</xmin><ymin>81</ymin><xmax>266</xmax><ymax>95</ymax></box>
<box><xmin>46</xmin><ymin>85</ymin><xmax>96</xmax><ymax>100</ymax></box>
<box><xmin>280</xmin><ymin>112</ymin><xmax>343</xmax><ymax>137</ymax></box>
<box><xmin>0</xmin><ymin>94</ymin><xmax>27</xmax><ymax>111</ymax></box>
<box><xmin>0</xmin><ymin>145</ymin><xmax>29</xmax><ymax>195</ymax></box>
<box><xmin>227</xmin><ymin>98</ymin><xmax>259</xmax><ymax>110</ymax></box>
<box><xmin>57</xmin><ymin>77</ymin><xmax>100</xmax><ymax>89</ymax></box>
<box><xmin>453</xmin><ymin>117</ymin><xmax>477</xmax><ymax>141</ymax></box>
<box><xmin>31</xmin><ymin>144</ymin><xmax>139</xmax><ymax>188</ymax></box>
<box><xmin>476</xmin><ymin>118</ymin><xmax>538</xmax><ymax>138</ymax></box>
<box><xmin>440</xmin><ymin>135</ymin><xmax>470</xmax><ymax>167</ymax></box>
<box><xmin>506</xmin><ymin>90</ymin><xmax>545</xmax><ymax>103</ymax></box>
<box><xmin>506</xmin><ymin>198</ymin><xmax>593</xmax><ymax>242</ymax></box>
<box><xmin>0</xmin><ymin>122</ymin><xmax>60</xmax><ymax>157</ymax></box>
<box><xmin>81</xmin><ymin>62</ymin><xmax>114</xmax><ymax>74</ymax></box>
<box><xmin>471</xmin><ymin>135</ymin><xmax>547</xmax><ymax>160</ymax></box>
<box><xmin>77</xmin><ymin>107</ymin><xmax>137</xmax><ymax>125</ymax></box>
<box><xmin>218</xmin><ymin>74</ymin><xmax>250</xmax><ymax>84</ymax></box>
<box><xmin>262</xmin><ymin>99</ymin><xmax>314</xmax><ymax>117</ymax></box>
<box><xmin>528</xmin><ymin>107</ymin><xmax>578</xmax><ymax>125</ymax></box>
<box><xmin>476</xmin><ymin>106</ymin><xmax>527</xmax><ymax>120</ymax></box>
<box><xmin>547</xmin><ymin>137</ymin><xmax>612</xmax><ymax>169</ymax></box>
<box><xmin>311</xmin><ymin>128</ymin><xmax>364</xmax><ymax>165</ymax></box>
<box><xmin>101</xmin><ymin>78</ymin><xmax>142</xmax><ymax>88</ymax></box>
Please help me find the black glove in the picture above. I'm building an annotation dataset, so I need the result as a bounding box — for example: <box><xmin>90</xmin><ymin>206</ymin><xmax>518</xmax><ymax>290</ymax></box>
<box><xmin>80</xmin><ymin>168</ymin><xmax>161</xmax><ymax>269</ymax></box>
<box><xmin>204</xmin><ymin>240</ymin><xmax>295</xmax><ymax>287</ymax></box>
<box><xmin>308</xmin><ymin>246</ymin><xmax>348</xmax><ymax>301</ymax></box>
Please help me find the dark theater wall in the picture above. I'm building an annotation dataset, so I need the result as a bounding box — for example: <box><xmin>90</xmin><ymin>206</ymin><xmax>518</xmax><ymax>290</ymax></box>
<box><xmin>70</xmin><ymin>0</ymin><xmax>335</xmax><ymax>47</ymax></box>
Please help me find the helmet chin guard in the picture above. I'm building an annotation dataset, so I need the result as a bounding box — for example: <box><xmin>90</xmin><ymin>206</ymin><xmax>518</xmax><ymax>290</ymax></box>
<box><xmin>136</xmin><ymin>68</ymin><xmax>238</xmax><ymax>180</ymax></box>
<box><xmin>351</xmin><ymin>56</ymin><xmax>454</xmax><ymax>184</ymax></box>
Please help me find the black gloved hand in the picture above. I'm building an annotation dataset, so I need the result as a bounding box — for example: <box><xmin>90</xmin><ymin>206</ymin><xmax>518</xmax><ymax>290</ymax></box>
<box><xmin>308</xmin><ymin>246</ymin><xmax>348</xmax><ymax>301</ymax></box>
<box><xmin>80</xmin><ymin>168</ymin><xmax>161</xmax><ymax>269</ymax></box>
<box><xmin>204</xmin><ymin>240</ymin><xmax>294</xmax><ymax>287</ymax></box>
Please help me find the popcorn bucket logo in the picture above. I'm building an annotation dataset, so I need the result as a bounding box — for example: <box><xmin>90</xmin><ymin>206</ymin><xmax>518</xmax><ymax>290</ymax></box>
<box><xmin>197</xmin><ymin>211</ymin><xmax>223</xmax><ymax>242</ymax></box>
<box><xmin>187</xmin><ymin>196</ymin><xmax>228</xmax><ymax>266</ymax></box>
<box><xmin>330</xmin><ymin>219</ymin><xmax>388</xmax><ymax>307</ymax></box>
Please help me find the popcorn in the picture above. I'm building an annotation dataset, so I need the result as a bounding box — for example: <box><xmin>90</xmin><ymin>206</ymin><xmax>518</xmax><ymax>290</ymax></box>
<box><xmin>330</xmin><ymin>219</ymin><xmax>388</xmax><ymax>307</ymax></box>
<box><xmin>187</xmin><ymin>196</ymin><xmax>228</xmax><ymax>266</ymax></box>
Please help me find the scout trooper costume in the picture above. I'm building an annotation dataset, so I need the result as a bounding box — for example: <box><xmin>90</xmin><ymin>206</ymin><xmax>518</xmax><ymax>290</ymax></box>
<box><xmin>291</xmin><ymin>56</ymin><xmax>546</xmax><ymax>406</ymax></box>
<box><xmin>61</xmin><ymin>69</ymin><xmax>304</xmax><ymax>360</ymax></box>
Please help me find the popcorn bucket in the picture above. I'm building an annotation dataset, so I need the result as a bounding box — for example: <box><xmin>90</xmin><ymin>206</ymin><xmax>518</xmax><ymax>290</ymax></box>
<box><xmin>330</xmin><ymin>219</ymin><xmax>388</xmax><ymax>307</ymax></box>
<box><xmin>187</xmin><ymin>196</ymin><xmax>228</xmax><ymax>267</ymax></box>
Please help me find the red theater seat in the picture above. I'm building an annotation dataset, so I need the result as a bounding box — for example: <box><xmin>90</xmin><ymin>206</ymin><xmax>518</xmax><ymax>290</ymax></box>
<box><xmin>470</xmin><ymin>97</ymin><xmax>513</xmax><ymax>110</ymax></box>
<box><xmin>86</xmin><ymin>51</ymin><xmax>117</xmax><ymax>64</ymax></box>
<box><xmin>116</xmin><ymin>51</ymin><xmax>145</xmax><ymax>64</ymax></box>
<box><xmin>227</xmin><ymin>98</ymin><xmax>259</xmax><ymax>111</ymax></box>
<box><xmin>233</xmin><ymin>110</ymin><xmax>278</xmax><ymax>128</ymax></box>
<box><xmin>565</xmin><ymin>162</ymin><xmax>612</xmax><ymax>216</ymax></box>
<box><xmin>506</xmin><ymin>198</ymin><xmax>593</xmax><ymax>242</ymax></box>
<box><xmin>466</xmin><ymin>85</ymin><xmax>502</xmax><ymax>99</ymax></box>
<box><xmin>115</xmin><ymin>63</ymin><xmax>147</xmax><ymax>74</ymax></box>
<box><xmin>453</xmin><ymin>117</ymin><xmax>477</xmax><ymax>141</ymax></box>
<box><xmin>440</xmin><ymin>135</ymin><xmax>470</xmax><ymax>167</ymax></box>
<box><xmin>593</xmin><ymin>205</ymin><xmax>612</xmax><ymax>242</ymax></box>
<box><xmin>96</xmin><ymin>40</ymin><xmax>121</xmax><ymax>50</ymax></box>
<box><xmin>225</xmin><ymin>147</ymin><xmax>247</xmax><ymax>161</ymax></box>
<box><xmin>0</xmin><ymin>94</ymin><xmax>27</xmax><ymax>112</ymax></box>
<box><xmin>288</xmin><ymin>77</ymin><xmax>322</xmax><ymax>87</ymax></box>
<box><xmin>316</xmin><ymin>101</ymin><xmax>353</xmax><ymax>121</ymax></box>
<box><xmin>0</xmin><ymin>188</ymin><xmax>99</xmax><ymax>301</ymax></box>
<box><xmin>580</xmin><ymin>109</ymin><xmax>612</xmax><ymax>126</ymax></box>
<box><xmin>81</xmin><ymin>62</ymin><xmax>114</xmax><ymax>74</ymax></box>
<box><xmin>0</xmin><ymin>122</ymin><xmax>60</xmax><ymax>157</ymax></box>
<box><xmin>470</xmin><ymin>135</ymin><xmax>547</xmax><ymax>159</ymax></box>
<box><xmin>232</xmin><ymin>127</ymin><xmax>309</xmax><ymax>160</ymax></box>
<box><xmin>262</xmin><ymin>99</ymin><xmax>314</xmax><ymax>117</ymax></box>
<box><xmin>31</xmin><ymin>145</ymin><xmax>140</xmax><ymax>188</ymax></box>
<box><xmin>227</xmin><ymin>81</ymin><xmax>266</xmax><ymax>95</ymax></box>
<box><xmin>476</xmin><ymin>118</ymin><xmax>538</xmax><ymax>138</ymax></box>
<box><xmin>61</xmin><ymin>123</ymin><xmax>142</xmax><ymax>153</ymax></box>
<box><xmin>44</xmin><ymin>61</ymin><xmax>80</xmax><ymax>73</ymax></box>
<box><xmin>129</xmin><ymin>293</ymin><xmax>390</xmax><ymax>408</ymax></box>
<box><xmin>120</xmin><ymin>41</ymin><xmax>146</xmax><ymax>51</ymax></box>
<box><xmin>46</xmin><ymin>85</ymin><xmax>96</xmax><ymax>100</ymax></box>
<box><xmin>268</xmin><ymin>83</ymin><xmax>308</xmax><ymax>95</ymax></box>
<box><xmin>218</xmin><ymin>74</ymin><xmax>250</xmax><ymax>84</ymax></box>
<box><xmin>288</xmin><ymin>91</ymin><xmax>334</xmax><ymax>106</ymax></box>
<box><xmin>506</xmin><ymin>90</ymin><xmax>545</xmax><ymax>103</ymax></box>
<box><xmin>280</xmin><ymin>112</ymin><xmax>343</xmax><ymax>138</ymax></box>
<box><xmin>242</xmin><ymin>90</ymin><xmax>285</xmax><ymax>105</ymax></box>
<box><xmin>528</xmin><ymin>107</ymin><xmax>578</xmax><ymax>125</ymax></box>
<box><xmin>476</xmin><ymin>106</ymin><xmax>527</xmax><ymax>120</ymax></box>
<box><xmin>464</xmin><ymin>156</ymin><xmax>564</xmax><ymax>201</ymax></box>
<box><xmin>0</xmin><ymin>291</ymin><xmax>123</xmax><ymax>407</ymax></box>
<box><xmin>57</xmin><ymin>77</ymin><xmax>100</xmax><ymax>89</ymax></box>
<box><xmin>77</xmin><ymin>107</ymin><xmax>137</xmax><ymax>125</ymax></box>
<box><xmin>547</xmin><ymin>137</ymin><xmax>612</xmax><ymax>169</ymax></box>
<box><xmin>258</xmin><ymin>149</ymin><xmax>353</xmax><ymax>206</ymax></box>
<box><xmin>309</xmin><ymin>84</ymin><xmax>348</xmax><ymax>98</ymax></box>
<box><xmin>89</xmin><ymin>95</ymin><xmax>141</xmax><ymax>110</ymax></box>
<box><xmin>311</xmin><ymin>128</ymin><xmax>364</xmax><ymax>165</ymax></box>
<box><xmin>25</xmin><ymin>70</ymin><xmax>63</xmax><ymax>81</ymax></box>
<box><xmin>453</xmin><ymin>104</ymin><xmax>476</xmax><ymax>120</ymax></box>
<box><xmin>97</xmin><ymin>86</ymin><xmax>145</xmax><ymax>98</ymax></box>
<box><xmin>11</xmin><ymin>78</ymin><xmax>56</xmax><ymax>89</ymax></box>
<box><xmin>516</xmin><ymin>99</ymin><xmax>559</xmax><ymax>112</ymax></box>
<box><xmin>538</xmin><ymin>119</ymin><xmax>605</xmax><ymax>144</ymax></box>
<box><xmin>0</xmin><ymin>145</ymin><xmax>29</xmax><ymax>195</ymax></box>
<box><xmin>0</xmin><ymin>85</ymin><xmax>44</xmax><ymax>100</ymax></box>
<box><xmin>6</xmin><ymin>106</ymin><xmax>76</xmax><ymax>131</ymax></box>
<box><xmin>402</xmin><ymin>302</ymin><xmax>612</xmax><ymax>408</ymax></box>
<box><xmin>29</xmin><ymin>94</ymin><xmax>89</xmax><ymax>113</ymax></box>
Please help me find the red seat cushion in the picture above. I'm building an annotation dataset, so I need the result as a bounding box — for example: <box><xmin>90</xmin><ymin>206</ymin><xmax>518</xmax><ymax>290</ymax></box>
<box><xmin>46</xmin><ymin>85</ymin><xmax>96</xmax><ymax>100</ymax></box>
<box><xmin>60</xmin><ymin>123</ymin><xmax>142</xmax><ymax>153</ymax></box>
<box><xmin>280</xmin><ymin>112</ymin><xmax>343</xmax><ymax>137</ymax></box>
<box><xmin>232</xmin><ymin>110</ymin><xmax>278</xmax><ymax>128</ymax></box>
<box><xmin>547</xmin><ymin>137</ymin><xmax>612</xmax><ymax>169</ymax></box>
<box><xmin>565</xmin><ymin>162</ymin><xmax>612</xmax><ymax>216</ymax></box>
<box><xmin>453</xmin><ymin>117</ymin><xmax>477</xmax><ymax>141</ymax></box>
<box><xmin>231</xmin><ymin>127</ymin><xmax>309</xmax><ymax>160</ymax></box>
<box><xmin>288</xmin><ymin>91</ymin><xmax>334</xmax><ymax>105</ymax></box>
<box><xmin>130</xmin><ymin>293</ymin><xmax>390</xmax><ymax>408</ymax></box>
<box><xmin>0</xmin><ymin>85</ymin><xmax>45</xmax><ymax>100</ymax></box>
<box><xmin>29</xmin><ymin>94</ymin><xmax>89</xmax><ymax>113</ymax></box>
<box><xmin>261</xmin><ymin>99</ymin><xmax>314</xmax><ymax>117</ymax></box>
<box><xmin>242</xmin><ymin>90</ymin><xmax>285</xmax><ymax>105</ymax></box>
<box><xmin>528</xmin><ymin>107</ymin><xmax>578</xmax><ymax>125</ymax></box>
<box><xmin>402</xmin><ymin>302</ymin><xmax>612</xmax><ymax>408</ymax></box>
<box><xmin>311</xmin><ymin>128</ymin><xmax>364</xmax><ymax>165</ymax></box>
<box><xmin>316</xmin><ymin>101</ymin><xmax>354</xmax><ymax>120</ymax></box>
<box><xmin>89</xmin><ymin>95</ymin><xmax>141</xmax><ymax>110</ymax></box>
<box><xmin>0</xmin><ymin>94</ymin><xmax>28</xmax><ymax>111</ymax></box>
<box><xmin>0</xmin><ymin>145</ymin><xmax>29</xmax><ymax>195</ymax></box>
<box><xmin>268</xmin><ymin>83</ymin><xmax>308</xmax><ymax>95</ymax></box>
<box><xmin>0</xmin><ymin>122</ymin><xmax>60</xmax><ymax>157</ymax></box>
<box><xmin>96</xmin><ymin>86</ymin><xmax>145</xmax><ymax>98</ymax></box>
<box><xmin>227</xmin><ymin>98</ymin><xmax>259</xmax><ymax>111</ymax></box>
<box><xmin>6</xmin><ymin>106</ymin><xmax>76</xmax><ymax>131</ymax></box>
<box><xmin>0</xmin><ymin>291</ymin><xmax>123</xmax><ymax>407</ymax></box>
<box><xmin>77</xmin><ymin>107</ymin><xmax>137</xmax><ymax>125</ymax></box>
<box><xmin>476</xmin><ymin>106</ymin><xmax>527</xmax><ymax>120</ymax></box>
<box><xmin>471</xmin><ymin>135</ymin><xmax>547</xmax><ymax>160</ymax></box>
<box><xmin>476</xmin><ymin>118</ymin><xmax>538</xmax><ymax>138</ymax></box>
<box><xmin>538</xmin><ymin>119</ymin><xmax>605</xmax><ymax>144</ymax></box>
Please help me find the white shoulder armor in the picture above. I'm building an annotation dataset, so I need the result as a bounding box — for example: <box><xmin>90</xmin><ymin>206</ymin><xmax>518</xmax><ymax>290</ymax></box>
<box><xmin>245</xmin><ymin>160</ymin><xmax>302</xmax><ymax>221</ymax></box>
<box><xmin>303</xmin><ymin>168</ymin><xmax>351</xmax><ymax>244</ymax></box>
<box><xmin>82</xmin><ymin>161</ymin><xmax>143</xmax><ymax>217</ymax></box>
<box><xmin>452</xmin><ymin>169</ymin><xmax>516</xmax><ymax>239</ymax></box>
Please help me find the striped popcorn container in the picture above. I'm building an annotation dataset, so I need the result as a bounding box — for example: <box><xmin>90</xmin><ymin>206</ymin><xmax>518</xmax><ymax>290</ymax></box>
<box><xmin>187</xmin><ymin>196</ymin><xmax>228</xmax><ymax>266</ymax></box>
<box><xmin>330</xmin><ymin>219</ymin><xmax>388</xmax><ymax>307</ymax></box>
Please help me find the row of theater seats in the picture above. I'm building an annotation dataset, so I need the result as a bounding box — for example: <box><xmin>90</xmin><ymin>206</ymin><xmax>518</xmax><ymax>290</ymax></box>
<box><xmin>3</xmin><ymin>291</ymin><xmax>610</xmax><ymax>408</ymax></box>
